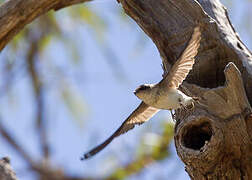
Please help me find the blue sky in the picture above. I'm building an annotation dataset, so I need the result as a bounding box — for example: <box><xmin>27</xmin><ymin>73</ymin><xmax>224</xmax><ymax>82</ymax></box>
<box><xmin>0</xmin><ymin>0</ymin><xmax>251</xmax><ymax>180</ymax></box>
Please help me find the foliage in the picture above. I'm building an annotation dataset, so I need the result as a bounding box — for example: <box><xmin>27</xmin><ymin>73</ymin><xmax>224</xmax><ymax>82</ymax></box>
<box><xmin>0</xmin><ymin>2</ymin><xmax>174</xmax><ymax>180</ymax></box>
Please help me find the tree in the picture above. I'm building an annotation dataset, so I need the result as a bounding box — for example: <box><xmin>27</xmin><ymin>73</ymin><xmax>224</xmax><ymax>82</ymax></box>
<box><xmin>0</xmin><ymin>0</ymin><xmax>174</xmax><ymax>179</ymax></box>
<box><xmin>118</xmin><ymin>0</ymin><xmax>252</xmax><ymax>179</ymax></box>
<box><xmin>0</xmin><ymin>0</ymin><xmax>251</xmax><ymax>179</ymax></box>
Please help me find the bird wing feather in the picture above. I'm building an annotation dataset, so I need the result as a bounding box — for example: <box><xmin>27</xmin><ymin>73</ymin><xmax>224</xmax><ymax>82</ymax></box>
<box><xmin>161</xmin><ymin>26</ymin><xmax>201</xmax><ymax>89</ymax></box>
<box><xmin>82</xmin><ymin>102</ymin><xmax>159</xmax><ymax>160</ymax></box>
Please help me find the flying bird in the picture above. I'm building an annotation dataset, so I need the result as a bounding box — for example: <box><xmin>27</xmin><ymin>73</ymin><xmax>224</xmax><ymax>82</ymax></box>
<box><xmin>81</xmin><ymin>26</ymin><xmax>201</xmax><ymax>160</ymax></box>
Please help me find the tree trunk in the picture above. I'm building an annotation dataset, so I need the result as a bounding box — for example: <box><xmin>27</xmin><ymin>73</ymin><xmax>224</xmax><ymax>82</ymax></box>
<box><xmin>1</xmin><ymin>0</ymin><xmax>252</xmax><ymax>179</ymax></box>
<box><xmin>0</xmin><ymin>157</ymin><xmax>17</xmax><ymax>180</ymax></box>
<box><xmin>119</xmin><ymin>0</ymin><xmax>252</xmax><ymax>179</ymax></box>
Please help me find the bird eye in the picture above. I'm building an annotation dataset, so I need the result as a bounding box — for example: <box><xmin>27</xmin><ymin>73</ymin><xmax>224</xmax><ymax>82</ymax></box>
<box><xmin>138</xmin><ymin>85</ymin><xmax>149</xmax><ymax>91</ymax></box>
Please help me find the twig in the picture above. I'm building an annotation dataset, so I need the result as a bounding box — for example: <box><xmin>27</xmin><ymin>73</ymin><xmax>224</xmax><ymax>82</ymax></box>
<box><xmin>26</xmin><ymin>27</ymin><xmax>49</xmax><ymax>161</ymax></box>
<box><xmin>0</xmin><ymin>118</ymin><xmax>34</xmax><ymax>167</ymax></box>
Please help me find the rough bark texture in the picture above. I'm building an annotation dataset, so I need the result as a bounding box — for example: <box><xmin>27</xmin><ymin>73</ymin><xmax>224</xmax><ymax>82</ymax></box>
<box><xmin>0</xmin><ymin>0</ymin><xmax>91</xmax><ymax>51</ymax></box>
<box><xmin>118</xmin><ymin>0</ymin><xmax>252</xmax><ymax>179</ymax></box>
<box><xmin>0</xmin><ymin>0</ymin><xmax>252</xmax><ymax>179</ymax></box>
<box><xmin>0</xmin><ymin>157</ymin><xmax>17</xmax><ymax>180</ymax></box>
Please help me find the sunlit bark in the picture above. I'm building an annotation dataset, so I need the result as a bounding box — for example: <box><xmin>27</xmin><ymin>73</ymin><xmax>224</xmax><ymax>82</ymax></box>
<box><xmin>119</xmin><ymin>0</ymin><xmax>252</xmax><ymax>179</ymax></box>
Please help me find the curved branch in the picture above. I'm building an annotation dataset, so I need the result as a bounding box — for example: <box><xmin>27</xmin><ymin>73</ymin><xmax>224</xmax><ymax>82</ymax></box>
<box><xmin>118</xmin><ymin>0</ymin><xmax>252</xmax><ymax>179</ymax></box>
<box><xmin>0</xmin><ymin>0</ymin><xmax>91</xmax><ymax>51</ymax></box>
<box><xmin>119</xmin><ymin>0</ymin><xmax>252</xmax><ymax>102</ymax></box>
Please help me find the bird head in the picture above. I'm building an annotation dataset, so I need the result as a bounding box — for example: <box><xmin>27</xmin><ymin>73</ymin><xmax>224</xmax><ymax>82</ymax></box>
<box><xmin>134</xmin><ymin>84</ymin><xmax>153</xmax><ymax>101</ymax></box>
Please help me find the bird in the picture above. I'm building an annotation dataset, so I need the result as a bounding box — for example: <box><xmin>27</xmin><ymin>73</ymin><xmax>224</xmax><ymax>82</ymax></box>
<box><xmin>81</xmin><ymin>26</ymin><xmax>201</xmax><ymax>160</ymax></box>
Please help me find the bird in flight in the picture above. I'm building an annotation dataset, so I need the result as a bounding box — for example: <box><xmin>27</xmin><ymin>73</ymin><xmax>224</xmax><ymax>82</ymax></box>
<box><xmin>81</xmin><ymin>26</ymin><xmax>201</xmax><ymax>160</ymax></box>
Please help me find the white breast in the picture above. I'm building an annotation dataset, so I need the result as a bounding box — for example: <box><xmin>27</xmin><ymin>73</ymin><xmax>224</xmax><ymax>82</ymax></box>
<box><xmin>152</xmin><ymin>88</ymin><xmax>183</xmax><ymax>110</ymax></box>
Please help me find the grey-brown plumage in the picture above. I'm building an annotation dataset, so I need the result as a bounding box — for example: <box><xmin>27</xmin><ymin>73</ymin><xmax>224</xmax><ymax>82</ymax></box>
<box><xmin>81</xmin><ymin>26</ymin><xmax>201</xmax><ymax>160</ymax></box>
<box><xmin>160</xmin><ymin>26</ymin><xmax>201</xmax><ymax>89</ymax></box>
<box><xmin>81</xmin><ymin>102</ymin><xmax>159</xmax><ymax>160</ymax></box>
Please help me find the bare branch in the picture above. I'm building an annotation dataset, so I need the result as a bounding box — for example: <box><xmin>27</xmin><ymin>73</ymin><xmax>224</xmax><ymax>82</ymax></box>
<box><xmin>0</xmin><ymin>119</ymin><xmax>34</xmax><ymax>166</ymax></box>
<box><xmin>53</xmin><ymin>0</ymin><xmax>92</xmax><ymax>10</ymax></box>
<box><xmin>0</xmin><ymin>0</ymin><xmax>92</xmax><ymax>51</ymax></box>
<box><xmin>25</xmin><ymin>27</ymin><xmax>50</xmax><ymax>161</ymax></box>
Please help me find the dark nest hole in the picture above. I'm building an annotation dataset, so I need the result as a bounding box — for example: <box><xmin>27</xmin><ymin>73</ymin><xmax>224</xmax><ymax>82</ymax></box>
<box><xmin>182</xmin><ymin>122</ymin><xmax>212</xmax><ymax>150</ymax></box>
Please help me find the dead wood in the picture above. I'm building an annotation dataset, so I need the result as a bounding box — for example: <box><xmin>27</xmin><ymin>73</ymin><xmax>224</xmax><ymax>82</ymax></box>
<box><xmin>119</xmin><ymin>0</ymin><xmax>252</xmax><ymax>179</ymax></box>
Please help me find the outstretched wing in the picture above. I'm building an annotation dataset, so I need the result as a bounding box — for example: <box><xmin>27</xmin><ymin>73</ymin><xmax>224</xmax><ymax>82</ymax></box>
<box><xmin>81</xmin><ymin>102</ymin><xmax>159</xmax><ymax>160</ymax></box>
<box><xmin>161</xmin><ymin>26</ymin><xmax>201</xmax><ymax>89</ymax></box>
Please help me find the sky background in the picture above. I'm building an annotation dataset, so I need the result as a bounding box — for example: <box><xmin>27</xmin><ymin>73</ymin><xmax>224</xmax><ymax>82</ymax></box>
<box><xmin>0</xmin><ymin>0</ymin><xmax>251</xmax><ymax>179</ymax></box>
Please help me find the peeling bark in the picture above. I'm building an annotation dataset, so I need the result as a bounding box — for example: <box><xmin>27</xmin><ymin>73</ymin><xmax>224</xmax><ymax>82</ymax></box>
<box><xmin>118</xmin><ymin>0</ymin><xmax>252</xmax><ymax>179</ymax></box>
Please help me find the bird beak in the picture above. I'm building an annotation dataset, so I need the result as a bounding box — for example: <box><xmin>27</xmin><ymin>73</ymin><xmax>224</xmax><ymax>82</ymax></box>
<box><xmin>133</xmin><ymin>90</ymin><xmax>137</xmax><ymax>95</ymax></box>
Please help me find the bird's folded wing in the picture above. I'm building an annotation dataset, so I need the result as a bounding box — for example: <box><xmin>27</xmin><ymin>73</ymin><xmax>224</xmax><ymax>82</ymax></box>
<box><xmin>82</xmin><ymin>102</ymin><xmax>159</xmax><ymax>160</ymax></box>
<box><xmin>162</xmin><ymin>26</ymin><xmax>201</xmax><ymax>89</ymax></box>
